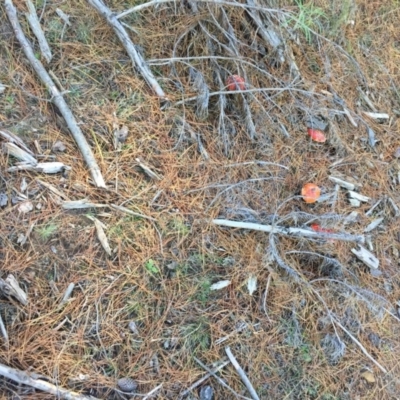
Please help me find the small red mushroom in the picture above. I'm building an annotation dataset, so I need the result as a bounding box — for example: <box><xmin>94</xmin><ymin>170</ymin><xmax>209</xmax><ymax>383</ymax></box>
<box><xmin>307</xmin><ymin>128</ymin><xmax>326</xmax><ymax>143</ymax></box>
<box><xmin>301</xmin><ymin>183</ymin><xmax>321</xmax><ymax>204</ymax></box>
<box><xmin>226</xmin><ymin>75</ymin><xmax>246</xmax><ymax>91</ymax></box>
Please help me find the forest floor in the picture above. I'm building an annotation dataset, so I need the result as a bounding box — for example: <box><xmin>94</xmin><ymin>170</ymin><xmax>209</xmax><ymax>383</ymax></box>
<box><xmin>1</xmin><ymin>0</ymin><xmax>400</xmax><ymax>399</ymax></box>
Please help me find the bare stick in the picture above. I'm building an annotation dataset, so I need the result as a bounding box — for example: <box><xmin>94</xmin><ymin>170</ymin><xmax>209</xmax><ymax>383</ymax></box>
<box><xmin>225</xmin><ymin>347</ymin><xmax>260</xmax><ymax>400</ymax></box>
<box><xmin>88</xmin><ymin>0</ymin><xmax>166</xmax><ymax>99</ymax></box>
<box><xmin>61</xmin><ymin>283</ymin><xmax>75</xmax><ymax>305</ymax></box>
<box><xmin>25</xmin><ymin>0</ymin><xmax>52</xmax><ymax>62</ymax></box>
<box><xmin>262</xmin><ymin>274</ymin><xmax>271</xmax><ymax>320</ymax></box>
<box><xmin>4</xmin><ymin>0</ymin><xmax>106</xmax><ymax>188</ymax></box>
<box><xmin>142</xmin><ymin>383</ymin><xmax>163</xmax><ymax>400</ymax></box>
<box><xmin>179</xmin><ymin>360</ymin><xmax>229</xmax><ymax>399</ymax></box>
<box><xmin>213</xmin><ymin>219</ymin><xmax>365</xmax><ymax>243</ymax></box>
<box><xmin>309</xmin><ymin>285</ymin><xmax>387</xmax><ymax>374</ymax></box>
<box><xmin>0</xmin><ymin>362</ymin><xmax>99</xmax><ymax>399</ymax></box>
<box><xmin>194</xmin><ymin>357</ymin><xmax>252</xmax><ymax>400</ymax></box>
<box><xmin>0</xmin><ymin>314</ymin><xmax>9</xmax><ymax>348</ymax></box>
<box><xmin>0</xmin><ymin>275</ymin><xmax>28</xmax><ymax>305</ymax></box>
<box><xmin>110</xmin><ymin>204</ymin><xmax>156</xmax><ymax>221</ymax></box>
<box><xmin>116</xmin><ymin>0</ymin><xmax>281</xmax><ymax>19</ymax></box>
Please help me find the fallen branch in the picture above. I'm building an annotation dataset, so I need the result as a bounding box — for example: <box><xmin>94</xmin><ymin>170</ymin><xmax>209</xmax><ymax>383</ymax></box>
<box><xmin>116</xmin><ymin>0</ymin><xmax>281</xmax><ymax>19</ymax></box>
<box><xmin>88</xmin><ymin>0</ymin><xmax>166</xmax><ymax>99</ymax></box>
<box><xmin>4</xmin><ymin>0</ymin><xmax>106</xmax><ymax>188</ymax></box>
<box><xmin>225</xmin><ymin>346</ymin><xmax>260</xmax><ymax>400</ymax></box>
<box><xmin>142</xmin><ymin>383</ymin><xmax>163</xmax><ymax>400</ymax></box>
<box><xmin>179</xmin><ymin>360</ymin><xmax>229</xmax><ymax>399</ymax></box>
<box><xmin>0</xmin><ymin>362</ymin><xmax>99</xmax><ymax>400</ymax></box>
<box><xmin>194</xmin><ymin>357</ymin><xmax>252</xmax><ymax>400</ymax></box>
<box><xmin>25</xmin><ymin>0</ymin><xmax>52</xmax><ymax>62</ymax></box>
<box><xmin>213</xmin><ymin>219</ymin><xmax>365</xmax><ymax>243</ymax></box>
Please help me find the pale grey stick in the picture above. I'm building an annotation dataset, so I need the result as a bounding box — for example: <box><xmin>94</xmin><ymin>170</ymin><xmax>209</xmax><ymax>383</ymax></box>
<box><xmin>25</xmin><ymin>0</ymin><xmax>52</xmax><ymax>62</ymax></box>
<box><xmin>194</xmin><ymin>357</ymin><xmax>252</xmax><ymax>400</ymax></box>
<box><xmin>0</xmin><ymin>362</ymin><xmax>99</xmax><ymax>400</ymax></box>
<box><xmin>179</xmin><ymin>360</ymin><xmax>230</xmax><ymax>399</ymax></box>
<box><xmin>142</xmin><ymin>383</ymin><xmax>163</xmax><ymax>400</ymax></box>
<box><xmin>0</xmin><ymin>314</ymin><xmax>9</xmax><ymax>348</ymax></box>
<box><xmin>4</xmin><ymin>0</ymin><xmax>106</xmax><ymax>188</ymax></box>
<box><xmin>213</xmin><ymin>219</ymin><xmax>365</xmax><ymax>243</ymax></box>
<box><xmin>116</xmin><ymin>0</ymin><xmax>280</xmax><ymax>19</ymax></box>
<box><xmin>88</xmin><ymin>0</ymin><xmax>166</xmax><ymax>99</ymax></box>
<box><xmin>61</xmin><ymin>283</ymin><xmax>75</xmax><ymax>305</ymax></box>
<box><xmin>225</xmin><ymin>347</ymin><xmax>260</xmax><ymax>400</ymax></box>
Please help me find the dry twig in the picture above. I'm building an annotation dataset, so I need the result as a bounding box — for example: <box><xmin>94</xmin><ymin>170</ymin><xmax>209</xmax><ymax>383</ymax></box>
<box><xmin>194</xmin><ymin>357</ymin><xmax>252</xmax><ymax>400</ymax></box>
<box><xmin>225</xmin><ymin>346</ymin><xmax>260</xmax><ymax>400</ymax></box>
<box><xmin>88</xmin><ymin>0</ymin><xmax>166</xmax><ymax>99</ymax></box>
<box><xmin>4</xmin><ymin>0</ymin><xmax>106</xmax><ymax>188</ymax></box>
<box><xmin>25</xmin><ymin>0</ymin><xmax>52</xmax><ymax>62</ymax></box>
<box><xmin>0</xmin><ymin>362</ymin><xmax>99</xmax><ymax>399</ymax></box>
<box><xmin>213</xmin><ymin>219</ymin><xmax>365</xmax><ymax>243</ymax></box>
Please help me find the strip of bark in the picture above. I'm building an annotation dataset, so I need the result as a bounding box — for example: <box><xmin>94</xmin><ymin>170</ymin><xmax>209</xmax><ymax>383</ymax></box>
<box><xmin>4</xmin><ymin>0</ymin><xmax>106</xmax><ymax>188</ymax></box>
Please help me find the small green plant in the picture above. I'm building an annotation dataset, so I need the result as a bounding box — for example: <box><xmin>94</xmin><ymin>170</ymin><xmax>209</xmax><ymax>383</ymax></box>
<box><xmin>181</xmin><ymin>318</ymin><xmax>210</xmax><ymax>353</ymax></box>
<box><xmin>194</xmin><ymin>278</ymin><xmax>212</xmax><ymax>304</ymax></box>
<box><xmin>144</xmin><ymin>259</ymin><xmax>159</xmax><ymax>275</ymax></box>
<box><xmin>168</xmin><ymin>217</ymin><xmax>190</xmax><ymax>237</ymax></box>
<box><xmin>285</xmin><ymin>0</ymin><xmax>327</xmax><ymax>43</ymax></box>
<box><xmin>36</xmin><ymin>223</ymin><xmax>58</xmax><ymax>240</ymax></box>
<box><xmin>300</xmin><ymin>344</ymin><xmax>312</xmax><ymax>363</ymax></box>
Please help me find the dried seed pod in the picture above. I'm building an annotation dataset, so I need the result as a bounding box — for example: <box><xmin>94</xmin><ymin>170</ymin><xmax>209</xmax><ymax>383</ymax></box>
<box><xmin>226</xmin><ymin>75</ymin><xmax>246</xmax><ymax>91</ymax></box>
<box><xmin>307</xmin><ymin>128</ymin><xmax>326</xmax><ymax>143</ymax></box>
<box><xmin>301</xmin><ymin>183</ymin><xmax>321</xmax><ymax>204</ymax></box>
<box><xmin>117</xmin><ymin>377</ymin><xmax>138</xmax><ymax>392</ymax></box>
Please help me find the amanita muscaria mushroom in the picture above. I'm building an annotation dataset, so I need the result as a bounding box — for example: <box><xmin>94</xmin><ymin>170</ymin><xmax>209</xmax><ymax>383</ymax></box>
<box><xmin>226</xmin><ymin>75</ymin><xmax>246</xmax><ymax>91</ymax></box>
<box><xmin>307</xmin><ymin>128</ymin><xmax>326</xmax><ymax>143</ymax></box>
<box><xmin>301</xmin><ymin>183</ymin><xmax>321</xmax><ymax>203</ymax></box>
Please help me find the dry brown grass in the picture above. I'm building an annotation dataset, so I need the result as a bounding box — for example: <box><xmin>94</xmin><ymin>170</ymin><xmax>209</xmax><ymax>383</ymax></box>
<box><xmin>1</xmin><ymin>0</ymin><xmax>400</xmax><ymax>399</ymax></box>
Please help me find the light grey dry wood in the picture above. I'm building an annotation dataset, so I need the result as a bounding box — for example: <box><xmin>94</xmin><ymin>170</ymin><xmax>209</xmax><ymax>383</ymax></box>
<box><xmin>213</xmin><ymin>219</ymin><xmax>365</xmax><ymax>243</ymax></box>
<box><xmin>88</xmin><ymin>0</ymin><xmax>166</xmax><ymax>99</ymax></box>
<box><xmin>5</xmin><ymin>0</ymin><xmax>106</xmax><ymax>188</ymax></box>
<box><xmin>0</xmin><ymin>362</ymin><xmax>99</xmax><ymax>400</ymax></box>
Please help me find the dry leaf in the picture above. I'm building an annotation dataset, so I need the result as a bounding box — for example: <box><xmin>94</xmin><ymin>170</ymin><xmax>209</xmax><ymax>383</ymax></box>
<box><xmin>114</xmin><ymin>125</ymin><xmax>129</xmax><ymax>143</ymax></box>
<box><xmin>210</xmin><ymin>280</ymin><xmax>231</xmax><ymax>291</ymax></box>
<box><xmin>360</xmin><ymin>370</ymin><xmax>375</xmax><ymax>383</ymax></box>
<box><xmin>93</xmin><ymin>218</ymin><xmax>112</xmax><ymax>256</ymax></box>
<box><xmin>52</xmin><ymin>140</ymin><xmax>67</xmax><ymax>152</ymax></box>
<box><xmin>247</xmin><ymin>274</ymin><xmax>257</xmax><ymax>295</ymax></box>
<box><xmin>18</xmin><ymin>201</ymin><xmax>33</xmax><ymax>213</ymax></box>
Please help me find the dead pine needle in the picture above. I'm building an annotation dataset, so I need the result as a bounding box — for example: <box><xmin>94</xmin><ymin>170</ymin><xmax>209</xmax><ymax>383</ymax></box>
<box><xmin>225</xmin><ymin>347</ymin><xmax>260</xmax><ymax>400</ymax></box>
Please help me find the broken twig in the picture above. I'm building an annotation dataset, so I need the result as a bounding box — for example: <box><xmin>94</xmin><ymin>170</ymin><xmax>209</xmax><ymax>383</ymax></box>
<box><xmin>225</xmin><ymin>346</ymin><xmax>260</xmax><ymax>400</ymax></box>
<box><xmin>5</xmin><ymin>0</ymin><xmax>106</xmax><ymax>187</ymax></box>
<box><xmin>88</xmin><ymin>0</ymin><xmax>166</xmax><ymax>99</ymax></box>
<box><xmin>25</xmin><ymin>0</ymin><xmax>52</xmax><ymax>62</ymax></box>
<box><xmin>213</xmin><ymin>219</ymin><xmax>365</xmax><ymax>243</ymax></box>
<box><xmin>0</xmin><ymin>362</ymin><xmax>99</xmax><ymax>400</ymax></box>
<box><xmin>179</xmin><ymin>360</ymin><xmax>229</xmax><ymax>399</ymax></box>
<box><xmin>194</xmin><ymin>357</ymin><xmax>252</xmax><ymax>400</ymax></box>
